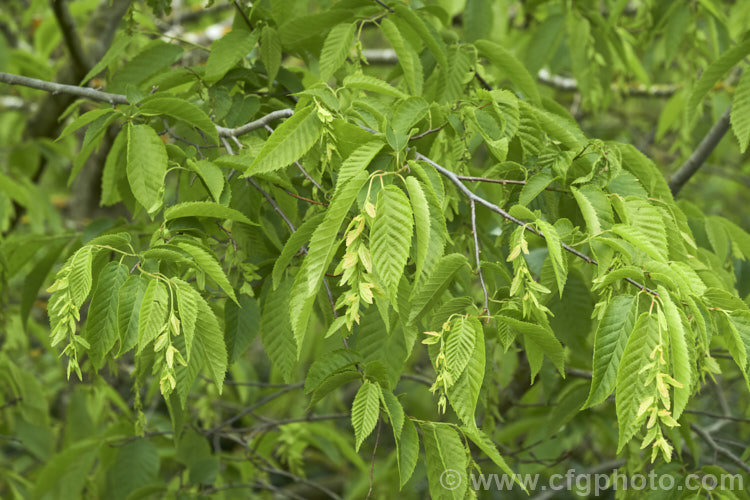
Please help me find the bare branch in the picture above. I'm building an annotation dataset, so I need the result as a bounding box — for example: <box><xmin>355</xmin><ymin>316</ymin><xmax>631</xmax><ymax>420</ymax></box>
<box><xmin>416</xmin><ymin>153</ymin><xmax>659</xmax><ymax>297</ymax></box>
<box><xmin>690</xmin><ymin>423</ymin><xmax>750</xmax><ymax>475</ymax></box>
<box><xmin>669</xmin><ymin>107</ymin><xmax>732</xmax><ymax>196</ymax></box>
<box><xmin>0</xmin><ymin>71</ymin><xmax>127</xmax><ymax>105</ymax></box>
<box><xmin>51</xmin><ymin>0</ymin><xmax>90</xmax><ymax>76</ymax></box>
<box><xmin>457</xmin><ymin>175</ymin><xmax>569</xmax><ymax>193</ymax></box>
<box><xmin>216</xmin><ymin>109</ymin><xmax>295</xmax><ymax>137</ymax></box>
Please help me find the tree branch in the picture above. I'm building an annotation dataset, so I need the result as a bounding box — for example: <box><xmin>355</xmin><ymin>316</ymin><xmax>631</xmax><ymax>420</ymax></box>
<box><xmin>470</xmin><ymin>199</ymin><xmax>490</xmax><ymax>320</ymax></box>
<box><xmin>690</xmin><ymin>423</ymin><xmax>750</xmax><ymax>475</ymax></box>
<box><xmin>216</xmin><ymin>109</ymin><xmax>294</xmax><ymax>137</ymax></box>
<box><xmin>669</xmin><ymin>107</ymin><xmax>732</xmax><ymax>196</ymax></box>
<box><xmin>51</xmin><ymin>0</ymin><xmax>90</xmax><ymax>76</ymax></box>
<box><xmin>416</xmin><ymin>153</ymin><xmax>659</xmax><ymax>297</ymax></box>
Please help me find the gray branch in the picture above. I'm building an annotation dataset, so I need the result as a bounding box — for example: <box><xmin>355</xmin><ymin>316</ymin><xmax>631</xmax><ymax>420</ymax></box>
<box><xmin>690</xmin><ymin>423</ymin><xmax>750</xmax><ymax>475</ymax></box>
<box><xmin>669</xmin><ymin>107</ymin><xmax>732</xmax><ymax>196</ymax></box>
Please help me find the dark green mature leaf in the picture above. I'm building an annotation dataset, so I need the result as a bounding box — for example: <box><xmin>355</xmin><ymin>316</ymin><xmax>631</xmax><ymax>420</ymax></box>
<box><xmin>117</xmin><ymin>275</ymin><xmax>148</xmax><ymax>356</ymax></box>
<box><xmin>260</xmin><ymin>279</ymin><xmax>297</xmax><ymax>383</ymax></box>
<box><xmin>126</xmin><ymin>123</ymin><xmax>167</xmax><ymax>213</ymax></box>
<box><xmin>83</xmin><ymin>261</ymin><xmax>128</xmax><ymax>369</ymax></box>
<box><xmin>421</xmin><ymin>422</ymin><xmax>467</xmax><ymax>500</ymax></box>
<box><xmin>261</xmin><ymin>26</ymin><xmax>282</xmax><ymax>84</ymax></box>
<box><xmin>409</xmin><ymin>253</ymin><xmax>468</xmax><ymax>324</ymax></box>
<box><xmin>335</xmin><ymin>140</ymin><xmax>384</xmax><ymax>192</ymax></box>
<box><xmin>371</xmin><ymin>185</ymin><xmax>413</xmax><ymax>302</ymax></box>
<box><xmin>397</xmin><ymin>418</ymin><xmax>419</xmax><ymax>488</ymax></box>
<box><xmin>224</xmin><ymin>295</ymin><xmax>260</xmax><ymax>363</ymax></box>
<box><xmin>106</xmin><ymin>439</ymin><xmax>159</xmax><ymax>500</ymax></box>
<box><xmin>272</xmin><ymin>212</ymin><xmax>324</xmax><ymax>289</ymax></box>
<box><xmin>247</xmin><ymin>105</ymin><xmax>322</xmax><ymax>175</ymax></box>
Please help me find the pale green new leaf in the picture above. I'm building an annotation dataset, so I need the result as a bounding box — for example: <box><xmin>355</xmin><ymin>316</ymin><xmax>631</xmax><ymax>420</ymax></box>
<box><xmin>538</xmin><ymin>220</ymin><xmax>567</xmax><ymax>296</ymax></box>
<box><xmin>731</xmin><ymin>70</ymin><xmax>750</xmax><ymax>153</ymax></box>
<box><xmin>447</xmin><ymin>317</ymin><xmax>484</xmax><ymax>427</ymax></box>
<box><xmin>420</xmin><ymin>422</ymin><xmax>467</xmax><ymax>500</ymax></box>
<box><xmin>177</xmin><ymin>241</ymin><xmax>238</xmax><ymax>304</ymax></box>
<box><xmin>397</xmin><ymin>418</ymin><xmax>419</xmax><ymax>489</ymax></box>
<box><xmin>289</xmin><ymin>171</ymin><xmax>369</xmax><ymax>346</ymax></box>
<box><xmin>659</xmin><ymin>287</ymin><xmax>692</xmax><ymax>420</ymax></box>
<box><xmin>687</xmin><ymin>37</ymin><xmax>750</xmax><ymax>123</ymax></box>
<box><xmin>444</xmin><ymin>316</ymin><xmax>477</xmax><ymax>379</ymax></box>
<box><xmin>139</xmin><ymin>97</ymin><xmax>218</xmax><ymax>144</ymax></box>
<box><xmin>247</xmin><ymin>106</ymin><xmax>322</xmax><ymax>175</ymax></box>
<box><xmin>117</xmin><ymin>275</ymin><xmax>148</xmax><ymax>355</ymax></box>
<box><xmin>137</xmin><ymin>279</ymin><xmax>169</xmax><ymax>352</ymax></box>
<box><xmin>616</xmin><ymin>313</ymin><xmax>661</xmax><ymax>452</ymax></box>
<box><xmin>475</xmin><ymin>39</ymin><xmax>541</xmax><ymax>104</ymax></box>
<box><xmin>343</xmin><ymin>74</ymin><xmax>408</xmax><ymax>100</ymax></box>
<box><xmin>319</xmin><ymin>23</ymin><xmax>356</xmax><ymax>81</ymax></box>
<box><xmin>611</xmin><ymin>224</ymin><xmax>667</xmax><ymax>263</ymax></box>
<box><xmin>83</xmin><ymin>261</ymin><xmax>128</xmax><ymax>369</ymax></box>
<box><xmin>584</xmin><ymin>295</ymin><xmax>637</xmax><ymax>407</ymax></box>
<box><xmin>351</xmin><ymin>381</ymin><xmax>382</xmax><ymax>452</ymax></box>
<box><xmin>371</xmin><ymin>186</ymin><xmax>413</xmax><ymax>301</ymax></box>
<box><xmin>335</xmin><ymin>140</ymin><xmax>384</xmax><ymax>193</ymax></box>
<box><xmin>165</xmin><ymin>201</ymin><xmax>257</xmax><ymax>226</ymax></box>
<box><xmin>380</xmin><ymin>18</ymin><xmax>423</xmax><ymax>95</ymax></box>
<box><xmin>408</xmin><ymin>253</ymin><xmax>468</xmax><ymax>324</ymax></box>
<box><xmin>126</xmin><ymin>123</ymin><xmax>167</xmax><ymax>213</ymax></box>
<box><xmin>69</xmin><ymin>246</ymin><xmax>94</xmax><ymax>307</ymax></box>
<box><xmin>204</xmin><ymin>28</ymin><xmax>258</xmax><ymax>83</ymax></box>
<box><xmin>260</xmin><ymin>26</ymin><xmax>282</xmax><ymax>84</ymax></box>
<box><xmin>405</xmin><ymin>177</ymin><xmax>430</xmax><ymax>284</ymax></box>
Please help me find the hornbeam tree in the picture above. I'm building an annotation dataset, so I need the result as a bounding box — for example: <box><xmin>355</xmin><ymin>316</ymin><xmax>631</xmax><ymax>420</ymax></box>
<box><xmin>1</xmin><ymin>1</ymin><xmax>750</xmax><ymax>498</ymax></box>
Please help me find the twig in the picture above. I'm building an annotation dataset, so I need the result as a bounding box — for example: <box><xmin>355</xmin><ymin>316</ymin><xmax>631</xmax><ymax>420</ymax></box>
<box><xmin>280</xmin><ymin>187</ymin><xmax>329</xmax><ymax>206</ymax></box>
<box><xmin>366</xmin><ymin>419</ymin><xmax>382</xmax><ymax>500</ymax></box>
<box><xmin>0</xmin><ymin>71</ymin><xmax>127</xmax><ymax>105</ymax></box>
<box><xmin>371</xmin><ymin>0</ymin><xmax>393</xmax><ymax>12</ymax></box>
<box><xmin>248</xmin><ymin>177</ymin><xmax>297</xmax><ymax>233</ymax></box>
<box><xmin>690</xmin><ymin>423</ymin><xmax>750</xmax><ymax>475</ymax></box>
<box><xmin>0</xmin><ymin>397</ymin><xmax>22</xmax><ymax>410</ymax></box>
<box><xmin>470</xmin><ymin>199</ymin><xmax>490</xmax><ymax>320</ymax></box>
<box><xmin>0</xmin><ymin>434</ymin><xmax>22</xmax><ymax>443</ymax></box>
<box><xmin>233</xmin><ymin>0</ymin><xmax>253</xmax><ymax>30</ymax></box>
<box><xmin>669</xmin><ymin>107</ymin><xmax>732</xmax><ymax>196</ymax></box>
<box><xmin>216</xmin><ymin>109</ymin><xmax>294</xmax><ymax>137</ymax></box>
<box><xmin>456</xmin><ymin>175</ymin><xmax>569</xmax><ymax>193</ymax></box>
<box><xmin>416</xmin><ymin>153</ymin><xmax>659</xmax><ymax>297</ymax></box>
<box><xmin>537</xmin><ymin>69</ymin><xmax>678</xmax><ymax>97</ymax></box>
<box><xmin>209</xmin><ymin>383</ymin><xmax>304</xmax><ymax>433</ymax></box>
<box><xmin>399</xmin><ymin>373</ymin><xmax>433</xmax><ymax>386</ymax></box>
<box><xmin>51</xmin><ymin>0</ymin><xmax>90</xmax><ymax>76</ymax></box>
<box><xmin>239</xmin><ymin>413</ymin><xmax>350</xmax><ymax>433</ymax></box>
<box><xmin>257</xmin><ymin>464</ymin><xmax>342</xmax><ymax>500</ymax></box>
<box><xmin>409</xmin><ymin>125</ymin><xmax>445</xmax><ymax>141</ymax></box>
<box><xmin>566</xmin><ymin>368</ymin><xmax>593</xmax><ymax>379</ymax></box>
<box><xmin>685</xmin><ymin>410</ymin><xmax>750</xmax><ymax>424</ymax></box>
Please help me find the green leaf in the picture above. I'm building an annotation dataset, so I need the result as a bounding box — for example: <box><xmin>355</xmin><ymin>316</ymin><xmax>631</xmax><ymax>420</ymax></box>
<box><xmin>351</xmin><ymin>381</ymin><xmax>381</xmax><ymax>452</ymax></box>
<box><xmin>272</xmin><ymin>212</ymin><xmax>324</xmax><ymax>290</ymax></box>
<box><xmin>174</xmin><ymin>279</ymin><xmax>198</xmax><ymax>361</ymax></box>
<box><xmin>393</xmin><ymin>4</ymin><xmax>448</xmax><ymax>69</ymax></box>
<box><xmin>165</xmin><ymin>201</ymin><xmax>257</xmax><ymax>226</ymax></box>
<box><xmin>260</xmin><ymin>26</ymin><xmax>282</xmax><ymax>84</ymax></box>
<box><xmin>305</xmin><ymin>349</ymin><xmax>362</xmax><ymax>394</ymax></box>
<box><xmin>101</xmin><ymin>127</ymin><xmax>127</xmax><ymax>206</ymax></box>
<box><xmin>397</xmin><ymin>418</ymin><xmax>419</xmax><ymax>489</ymax></box>
<box><xmin>725</xmin><ymin>311</ymin><xmax>750</xmax><ymax>385</ymax></box>
<box><xmin>260</xmin><ymin>279</ymin><xmax>297</xmax><ymax>383</ymax></box>
<box><xmin>405</xmin><ymin>177</ymin><xmax>431</xmax><ymax>284</ymax></box>
<box><xmin>319</xmin><ymin>22</ymin><xmax>356</xmax><ymax>81</ymax></box>
<box><xmin>139</xmin><ymin>96</ymin><xmax>219</xmax><ymax>144</ymax></box>
<box><xmin>126</xmin><ymin>123</ymin><xmax>167</xmax><ymax>213</ymax></box>
<box><xmin>83</xmin><ymin>261</ymin><xmax>128</xmax><ymax>369</ymax></box>
<box><xmin>117</xmin><ymin>275</ymin><xmax>148</xmax><ymax>356</ymax></box>
<box><xmin>659</xmin><ymin>287</ymin><xmax>692</xmax><ymax>420</ymax></box>
<box><xmin>289</xmin><ymin>171</ymin><xmax>369</xmax><ymax>346</ymax></box>
<box><xmin>616</xmin><ymin>312</ymin><xmax>661</xmax><ymax>452</ymax></box>
<box><xmin>447</xmin><ymin>317</ymin><xmax>485</xmax><ymax>427</ymax></box>
<box><xmin>408</xmin><ymin>253</ymin><xmax>468</xmax><ymax>324</ymax></box>
<box><xmin>571</xmin><ymin>185</ymin><xmax>613</xmax><ymax>235</ymax></box>
<box><xmin>498</xmin><ymin>314</ymin><xmax>565</xmax><ymax>380</ymax></box>
<box><xmin>204</xmin><ymin>28</ymin><xmax>258</xmax><ymax>83</ymax></box>
<box><xmin>731</xmin><ymin>70</ymin><xmax>750</xmax><ymax>153</ymax></box>
<box><xmin>279</xmin><ymin>9</ymin><xmax>353</xmax><ymax>49</ymax></box>
<box><xmin>475</xmin><ymin>39</ymin><xmax>541</xmax><ymax>104</ymax></box>
<box><xmin>137</xmin><ymin>278</ymin><xmax>169</xmax><ymax>352</ymax></box>
<box><xmin>519</xmin><ymin>172</ymin><xmax>554</xmax><ymax>206</ymax></box>
<box><xmin>371</xmin><ymin>185</ymin><xmax>413</xmax><ymax>302</ymax></box>
<box><xmin>380</xmin><ymin>18</ymin><xmax>423</xmax><ymax>95</ymax></box>
<box><xmin>537</xmin><ymin>220</ymin><xmax>567</xmax><ymax>296</ymax></box>
<box><xmin>335</xmin><ymin>140</ymin><xmax>384</xmax><ymax>193</ymax></box>
<box><xmin>444</xmin><ymin>316</ymin><xmax>476</xmax><ymax>379</ymax></box>
<box><xmin>687</xmin><ymin>37</ymin><xmax>750</xmax><ymax>123</ymax></box>
<box><xmin>79</xmin><ymin>34</ymin><xmax>131</xmax><ymax>85</ymax></box>
<box><xmin>611</xmin><ymin>224</ymin><xmax>667</xmax><ymax>263</ymax></box>
<box><xmin>57</xmin><ymin>108</ymin><xmax>116</xmax><ymax>142</ymax></box>
<box><xmin>462</xmin><ymin>427</ymin><xmax>524</xmax><ymax>491</ymax></box>
<box><xmin>584</xmin><ymin>295</ymin><xmax>638</xmax><ymax>408</ymax></box>
<box><xmin>343</xmin><ymin>73</ymin><xmax>408</xmax><ymax>100</ymax></box>
<box><xmin>69</xmin><ymin>246</ymin><xmax>94</xmax><ymax>307</ymax></box>
<box><xmin>380</xmin><ymin>391</ymin><xmax>404</xmax><ymax>439</ymax></box>
<box><xmin>188</xmin><ymin>160</ymin><xmax>225</xmax><ymax>202</ymax></box>
<box><xmin>224</xmin><ymin>295</ymin><xmax>260</xmax><ymax>363</ymax></box>
<box><xmin>420</xmin><ymin>422</ymin><xmax>467</xmax><ymax>500</ymax></box>
<box><xmin>193</xmin><ymin>294</ymin><xmax>228</xmax><ymax>393</ymax></box>
<box><xmin>106</xmin><ymin>439</ymin><xmax>159</xmax><ymax>500</ymax></box>
<box><xmin>464</xmin><ymin>0</ymin><xmax>493</xmax><ymax>42</ymax></box>
<box><xmin>176</xmin><ymin>241</ymin><xmax>238</xmax><ymax>304</ymax></box>
<box><xmin>247</xmin><ymin>105</ymin><xmax>323</xmax><ymax>175</ymax></box>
